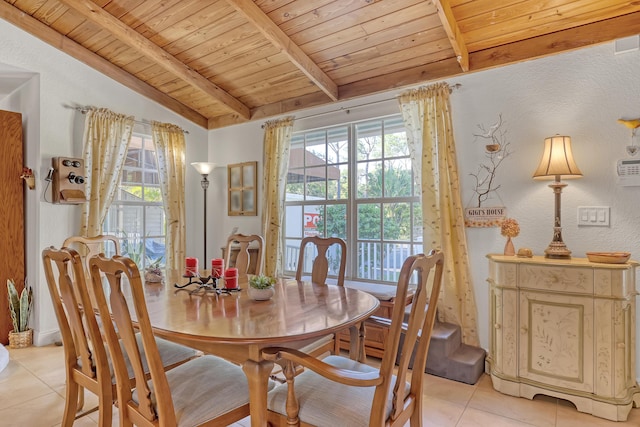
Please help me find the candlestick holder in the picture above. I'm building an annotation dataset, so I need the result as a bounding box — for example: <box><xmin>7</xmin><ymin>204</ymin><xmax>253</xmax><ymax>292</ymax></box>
<box><xmin>174</xmin><ymin>273</ymin><xmax>241</xmax><ymax>295</ymax></box>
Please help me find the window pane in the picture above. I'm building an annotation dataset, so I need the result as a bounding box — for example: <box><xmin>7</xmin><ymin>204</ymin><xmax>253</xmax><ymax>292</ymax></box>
<box><xmin>383</xmin><ymin>117</ymin><xmax>409</xmax><ymax>158</ymax></box>
<box><xmin>145</xmin><ymin>205</ymin><xmax>165</xmax><ymax>236</ymax></box>
<box><xmin>327</xmin><ymin>127</ymin><xmax>348</xmax><ymax>164</ymax></box>
<box><xmin>356</xmin><ymin>122</ymin><xmax>382</xmax><ymax>161</ymax></box>
<box><xmin>357</xmin><ymin>160</ymin><xmax>382</xmax><ymax>198</ymax></box>
<box><xmin>327</xmin><ymin>165</ymin><xmax>348</xmax><ymax>200</ymax></box>
<box><xmin>305</xmin><ymin>167</ymin><xmax>326</xmax><ymax>199</ymax></box>
<box><xmin>357</xmin><ymin>203</ymin><xmax>381</xmax><ymax>239</ymax></box>
<box><xmin>357</xmin><ymin>241</ymin><xmax>381</xmax><ymax>281</ymax></box>
<box><xmin>285</xmin><ymin>115</ymin><xmax>417</xmax><ymax>283</ymax></box>
<box><xmin>319</xmin><ymin>204</ymin><xmax>346</xmax><ymax>239</ymax></box>
<box><xmin>383</xmin><ymin>202</ymin><xmax>411</xmax><ymax>241</ymax></box>
<box><xmin>383</xmin><ymin>242</ymin><xmax>411</xmax><ymax>282</ymax></box>
<box><xmin>304</xmin><ymin>205</ymin><xmax>324</xmax><ymax>237</ymax></box>
<box><xmin>384</xmin><ymin>158</ymin><xmax>412</xmax><ymax>198</ymax></box>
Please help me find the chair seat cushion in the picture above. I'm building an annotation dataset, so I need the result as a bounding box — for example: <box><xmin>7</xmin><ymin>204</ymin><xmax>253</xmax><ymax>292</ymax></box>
<box><xmin>134</xmin><ymin>355</ymin><xmax>250</xmax><ymax>427</ymax></box>
<box><xmin>343</xmin><ymin>281</ymin><xmax>397</xmax><ymax>301</ymax></box>
<box><xmin>267</xmin><ymin>355</ymin><xmax>410</xmax><ymax>426</ymax></box>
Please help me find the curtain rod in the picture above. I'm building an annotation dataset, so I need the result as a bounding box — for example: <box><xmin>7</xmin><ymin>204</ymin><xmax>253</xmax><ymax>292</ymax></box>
<box><xmin>67</xmin><ymin>105</ymin><xmax>190</xmax><ymax>134</ymax></box>
<box><xmin>265</xmin><ymin>83</ymin><xmax>462</xmax><ymax>125</ymax></box>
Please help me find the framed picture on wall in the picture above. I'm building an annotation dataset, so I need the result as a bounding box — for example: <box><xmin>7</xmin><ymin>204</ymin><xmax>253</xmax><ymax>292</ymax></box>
<box><xmin>227</xmin><ymin>161</ymin><xmax>257</xmax><ymax>216</ymax></box>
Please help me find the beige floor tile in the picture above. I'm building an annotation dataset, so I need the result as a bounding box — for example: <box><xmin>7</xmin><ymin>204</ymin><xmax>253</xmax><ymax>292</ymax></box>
<box><xmin>421</xmin><ymin>395</ymin><xmax>465</xmax><ymax>426</ymax></box>
<box><xmin>0</xmin><ymin>391</ymin><xmax>68</xmax><ymax>427</ymax></box>
<box><xmin>0</xmin><ymin>363</ymin><xmax>53</xmax><ymax>411</ymax></box>
<box><xmin>422</xmin><ymin>373</ymin><xmax>477</xmax><ymax>407</ymax></box>
<box><xmin>467</xmin><ymin>387</ymin><xmax>557</xmax><ymax>427</ymax></box>
<box><xmin>3</xmin><ymin>345</ymin><xmax>639</xmax><ymax>427</ymax></box>
<box><xmin>457</xmin><ymin>407</ymin><xmax>538</xmax><ymax>426</ymax></box>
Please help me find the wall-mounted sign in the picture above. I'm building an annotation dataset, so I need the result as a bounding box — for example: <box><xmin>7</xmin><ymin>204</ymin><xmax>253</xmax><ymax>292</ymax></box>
<box><xmin>464</xmin><ymin>206</ymin><xmax>506</xmax><ymax>228</ymax></box>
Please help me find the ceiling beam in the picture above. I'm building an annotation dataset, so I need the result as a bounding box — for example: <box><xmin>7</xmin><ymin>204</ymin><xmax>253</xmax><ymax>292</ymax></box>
<box><xmin>58</xmin><ymin>0</ymin><xmax>251</xmax><ymax>120</ymax></box>
<box><xmin>432</xmin><ymin>0</ymin><xmax>469</xmax><ymax>72</ymax></box>
<box><xmin>225</xmin><ymin>0</ymin><xmax>339</xmax><ymax>101</ymax></box>
<box><xmin>209</xmin><ymin>11</ymin><xmax>640</xmax><ymax>129</ymax></box>
<box><xmin>0</xmin><ymin>1</ymin><xmax>209</xmax><ymax>128</ymax></box>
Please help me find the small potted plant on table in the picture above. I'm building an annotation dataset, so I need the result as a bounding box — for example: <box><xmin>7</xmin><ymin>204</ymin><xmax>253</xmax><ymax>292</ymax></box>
<box><xmin>248</xmin><ymin>275</ymin><xmax>276</xmax><ymax>301</ymax></box>
<box><xmin>7</xmin><ymin>279</ymin><xmax>33</xmax><ymax>348</ymax></box>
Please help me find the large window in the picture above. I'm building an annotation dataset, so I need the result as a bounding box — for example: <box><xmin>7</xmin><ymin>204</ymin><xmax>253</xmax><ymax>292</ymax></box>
<box><xmin>284</xmin><ymin>115</ymin><xmax>422</xmax><ymax>284</ymax></box>
<box><xmin>103</xmin><ymin>133</ymin><xmax>165</xmax><ymax>269</ymax></box>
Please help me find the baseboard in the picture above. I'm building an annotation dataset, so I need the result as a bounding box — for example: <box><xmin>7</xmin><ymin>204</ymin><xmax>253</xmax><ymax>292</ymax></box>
<box><xmin>34</xmin><ymin>329</ymin><xmax>60</xmax><ymax>346</ymax></box>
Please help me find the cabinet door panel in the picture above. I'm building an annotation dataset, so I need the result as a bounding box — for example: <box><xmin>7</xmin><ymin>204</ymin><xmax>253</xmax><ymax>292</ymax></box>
<box><xmin>519</xmin><ymin>290</ymin><xmax>593</xmax><ymax>392</ymax></box>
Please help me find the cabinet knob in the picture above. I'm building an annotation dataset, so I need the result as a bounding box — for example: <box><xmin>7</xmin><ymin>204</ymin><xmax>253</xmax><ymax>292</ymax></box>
<box><xmin>520</xmin><ymin>326</ymin><xmax>528</xmax><ymax>334</ymax></box>
<box><xmin>494</xmin><ymin>323</ymin><xmax>501</xmax><ymax>329</ymax></box>
<box><xmin>617</xmin><ymin>342</ymin><xmax>626</xmax><ymax>349</ymax></box>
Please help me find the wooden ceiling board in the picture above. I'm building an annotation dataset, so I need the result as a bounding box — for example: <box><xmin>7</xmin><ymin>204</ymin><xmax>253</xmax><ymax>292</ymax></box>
<box><xmin>4</xmin><ymin>0</ymin><xmax>638</xmax><ymax>129</ymax></box>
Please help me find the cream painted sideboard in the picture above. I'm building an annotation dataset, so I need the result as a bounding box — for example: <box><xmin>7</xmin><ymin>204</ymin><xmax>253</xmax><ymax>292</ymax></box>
<box><xmin>487</xmin><ymin>254</ymin><xmax>640</xmax><ymax>421</ymax></box>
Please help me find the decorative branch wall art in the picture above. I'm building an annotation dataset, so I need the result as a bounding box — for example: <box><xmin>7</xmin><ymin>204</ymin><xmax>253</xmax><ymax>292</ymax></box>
<box><xmin>465</xmin><ymin>114</ymin><xmax>512</xmax><ymax>227</ymax></box>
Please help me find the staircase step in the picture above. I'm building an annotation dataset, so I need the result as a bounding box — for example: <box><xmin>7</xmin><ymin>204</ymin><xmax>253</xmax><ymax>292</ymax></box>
<box><xmin>426</xmin><ymin>344</ymin><xmax>486</xmax><ymax>385</ymax></box>
<box><xmin>429</xmin><ymin>321</ymin><xmax>461</xmax><ymax>359</ymax></box>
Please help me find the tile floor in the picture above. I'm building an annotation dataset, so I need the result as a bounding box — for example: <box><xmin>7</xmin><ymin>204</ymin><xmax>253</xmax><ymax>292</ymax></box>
<box><xmin>1</xmin><ymin>344</ymin><xmax>639</xmax><ymax>427</ymax></box>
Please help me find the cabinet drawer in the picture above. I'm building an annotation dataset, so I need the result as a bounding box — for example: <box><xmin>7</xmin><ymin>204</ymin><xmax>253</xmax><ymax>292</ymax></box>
<box><xmin>519</xmin><ymin>265</ymin><xmax>593</xmax><ymax>294</ymax></box>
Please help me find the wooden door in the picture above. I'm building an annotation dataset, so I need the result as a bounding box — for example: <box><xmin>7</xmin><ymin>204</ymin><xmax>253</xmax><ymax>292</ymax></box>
<box><xmin>0</xmin><ymin>110</ymin><xmax>25</xmax><ymax>344</ymax></box>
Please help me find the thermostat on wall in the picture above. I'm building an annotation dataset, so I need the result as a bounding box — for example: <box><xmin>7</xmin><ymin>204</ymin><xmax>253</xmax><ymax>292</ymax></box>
<box><xmin>617</xmin><ymin>159</ymin><xmax>640</xmax><ymax>186</ymax></box>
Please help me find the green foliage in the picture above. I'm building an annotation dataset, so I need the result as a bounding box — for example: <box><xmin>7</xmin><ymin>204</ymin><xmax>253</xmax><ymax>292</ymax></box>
<box><xmin>249</xmin><ymin>275</ymin><xmax>276</xmax><ymax>289</ymax></box>
<box><xmin>7</xmin><ymin>279</ymin><xmax>33</xmax><ymax>332</ymax></box>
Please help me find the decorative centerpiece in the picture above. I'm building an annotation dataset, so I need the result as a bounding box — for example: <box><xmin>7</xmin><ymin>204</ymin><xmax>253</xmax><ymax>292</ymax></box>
<box><xmin>7</xmin><ymin>279</ymin><xmax>33</xmax><ymax>348</ymax></box>
<box><xmin>248</xmin><ymin>275</ymin><xmax>276</xmax><ymax>301</ymax></box>
<box><xmin>501</xmin><ymin>217</ymin><xmax>520</xmax><ymax>256</ymax></box>
<box><xmin>144</xmin><ymin>259</ymin><xmax>164</xmax><ymax>283</ymax></box>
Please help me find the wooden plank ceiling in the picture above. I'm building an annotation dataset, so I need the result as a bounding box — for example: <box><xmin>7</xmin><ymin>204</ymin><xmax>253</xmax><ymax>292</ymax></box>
<box><xmin>2</xmin><ymin>0</ymin><xmax>639</xmax><ymax>129</ymax></box>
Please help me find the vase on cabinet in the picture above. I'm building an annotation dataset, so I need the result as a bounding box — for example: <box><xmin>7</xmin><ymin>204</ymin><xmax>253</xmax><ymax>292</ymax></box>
<box><xmin>504</xmin><ymin>237</ymin><xmax>515</xmax><ymax>256</ymax></box>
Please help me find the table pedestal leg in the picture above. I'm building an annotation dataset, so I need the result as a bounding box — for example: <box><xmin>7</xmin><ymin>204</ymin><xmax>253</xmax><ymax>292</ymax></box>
<box><xmin>243</xmin><ymin>358</ymin><xmax>274</xmax><ymax>427</ymax></box>
<box><xmin>349</xmin><ymin>322</ymin><xmax>367</xmax><ymax>362</ymax></box>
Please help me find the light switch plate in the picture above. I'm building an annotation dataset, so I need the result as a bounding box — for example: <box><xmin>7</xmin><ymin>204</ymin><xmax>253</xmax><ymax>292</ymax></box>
<box><xmin>577</xmin><ymin>206</ymin><xmax>610</xmax><ymax>227</ymax></box>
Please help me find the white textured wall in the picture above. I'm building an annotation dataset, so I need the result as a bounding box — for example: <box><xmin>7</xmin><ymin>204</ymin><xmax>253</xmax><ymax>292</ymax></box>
<box><xmin>210</xmin><ymin>41</ymin><xmax>640</xmax><ymax>379</ymax></box>
<box><xmin>0</xmin><ymin>19</ymin><xmax>208</xmax><ymax>345</ymax></box>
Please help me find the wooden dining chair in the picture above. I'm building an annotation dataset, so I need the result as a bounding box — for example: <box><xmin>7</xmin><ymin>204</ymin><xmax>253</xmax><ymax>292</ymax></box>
<box><xmin>88</xmin><ymin>253</ymin><xmax>253</xmax><ymax>426</ymax></box>
<box><xmin>42</xmin><ymin>247</ymin><xmax>199</xmax><ymax>427</ymax></box>
<box><xmin>224</xmin><ymin>233</ymin><xmax>264</xmax><ymax>280</ymax></box>
<box><xmin>263</xmin><ymin>251</ymin><xmax>445</xmax><ymax>427</ymax></box>
<box><xmin>295</xmin><ymin>236</ymin><xmax>347</xmax><ymax>286</ymax></box>
<box><xmin>63</xmin><ymin>234</ymin><xmax>121</xmax><ymax>275</ymax></box>
<box><xmin>295</xmin><ymin>236</ymin><xmax>347</xmax><ymax>356</ymax></box>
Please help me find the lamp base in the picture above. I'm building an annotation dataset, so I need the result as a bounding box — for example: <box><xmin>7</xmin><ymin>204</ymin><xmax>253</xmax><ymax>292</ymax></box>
<box><xmin>544</xmin><ymin>241</ymin><xmax>572</xmax><ymax>259</ymax></box>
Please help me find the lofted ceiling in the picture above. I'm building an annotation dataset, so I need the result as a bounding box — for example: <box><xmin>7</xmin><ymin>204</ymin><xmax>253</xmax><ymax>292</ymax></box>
<box><xmin>2</xmin><ymin>0</ymin><xmax>640</xmax><ymax>130</ymax></box>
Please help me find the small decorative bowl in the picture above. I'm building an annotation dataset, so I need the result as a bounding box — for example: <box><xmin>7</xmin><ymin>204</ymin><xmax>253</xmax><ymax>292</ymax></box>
<box><xmin>585</xmin><ymin>252</ymin><xmax>630</xmax><ymax>264</ymax></box>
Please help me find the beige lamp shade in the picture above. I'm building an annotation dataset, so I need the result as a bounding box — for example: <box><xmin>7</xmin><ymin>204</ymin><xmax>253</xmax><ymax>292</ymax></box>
<box><xmin>533</xmin><ymin>135</ymin><xmax>583</xmax><ymax>179</ymax></box>
<box><xmin>191</xmin><ymin>162</ymin><xmax>216</xmax><ymax>175</ymax></box>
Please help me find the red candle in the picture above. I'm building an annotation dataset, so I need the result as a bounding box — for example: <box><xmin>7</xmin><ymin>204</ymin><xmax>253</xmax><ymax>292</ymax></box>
<box><xmin>185</xmin><ymin>257</ymin><xmax>199</xmax><ymax>277</ymax></box>
<box><xmin>224</xmin><ymin>267</ymin><xmax>238</xmax><ymax>289</ymax></box>
<box><xmin>211</xmin><ymin>258</ymin><xmax>225</xmax><ymax>278</ymax></box>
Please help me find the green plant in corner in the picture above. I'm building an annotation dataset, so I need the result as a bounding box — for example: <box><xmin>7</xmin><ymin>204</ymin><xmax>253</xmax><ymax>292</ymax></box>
<box><xmin>7</xmin><ymin>279</ymin><xmax>33</xmax><ymax>333</ymax></box>
<box><xmin>249</xmin><ymin>275</ymin><xmax>275</xmax><ymax>289</ymax></box>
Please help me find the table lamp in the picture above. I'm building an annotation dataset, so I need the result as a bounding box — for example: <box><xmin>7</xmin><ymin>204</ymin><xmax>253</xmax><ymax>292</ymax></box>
<box><xmin>532</xmin><ymin>135</ymin><xmax>582</xmax><ymax>259</ymax></box>
<box><xmin>191</xmin><ymin>162</ymin><xmax>216</xmax><ymax>269</ymax></box>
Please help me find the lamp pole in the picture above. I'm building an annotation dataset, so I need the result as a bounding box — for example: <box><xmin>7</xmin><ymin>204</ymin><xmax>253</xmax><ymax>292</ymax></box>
<box><xmin>191</xmin><ymin>162</ymin><xmax>216</xmax><ymax>270</ymax></box>
<box><xmin>201</xmin><ymin>174</ymin><xmax>210</xmax><ymax>267</ymax></box>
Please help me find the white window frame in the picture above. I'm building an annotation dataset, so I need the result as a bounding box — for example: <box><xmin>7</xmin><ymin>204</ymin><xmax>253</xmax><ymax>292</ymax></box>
<box><xmin>283</xmin><ymin>114</ymin><xmax>421</xmax><ymax>284</ymax></box>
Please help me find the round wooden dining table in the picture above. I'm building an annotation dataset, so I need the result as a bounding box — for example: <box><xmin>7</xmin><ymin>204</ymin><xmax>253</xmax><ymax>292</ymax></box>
<box><xmin>141</xmin><ymin>271</ymin><xmax>380</xmax><ymax>427</ymax></box>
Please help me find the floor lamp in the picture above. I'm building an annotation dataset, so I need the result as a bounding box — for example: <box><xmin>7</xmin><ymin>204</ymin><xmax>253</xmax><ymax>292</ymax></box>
<box><xmin>191</xmin><ymin>162</ymin><xmax>216</xmax><ymax>269</ymax></box>
<box><xmin>532</xmin><ymin>135</ymin><xmax>582</xmax><ymax>259</ymax></box>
